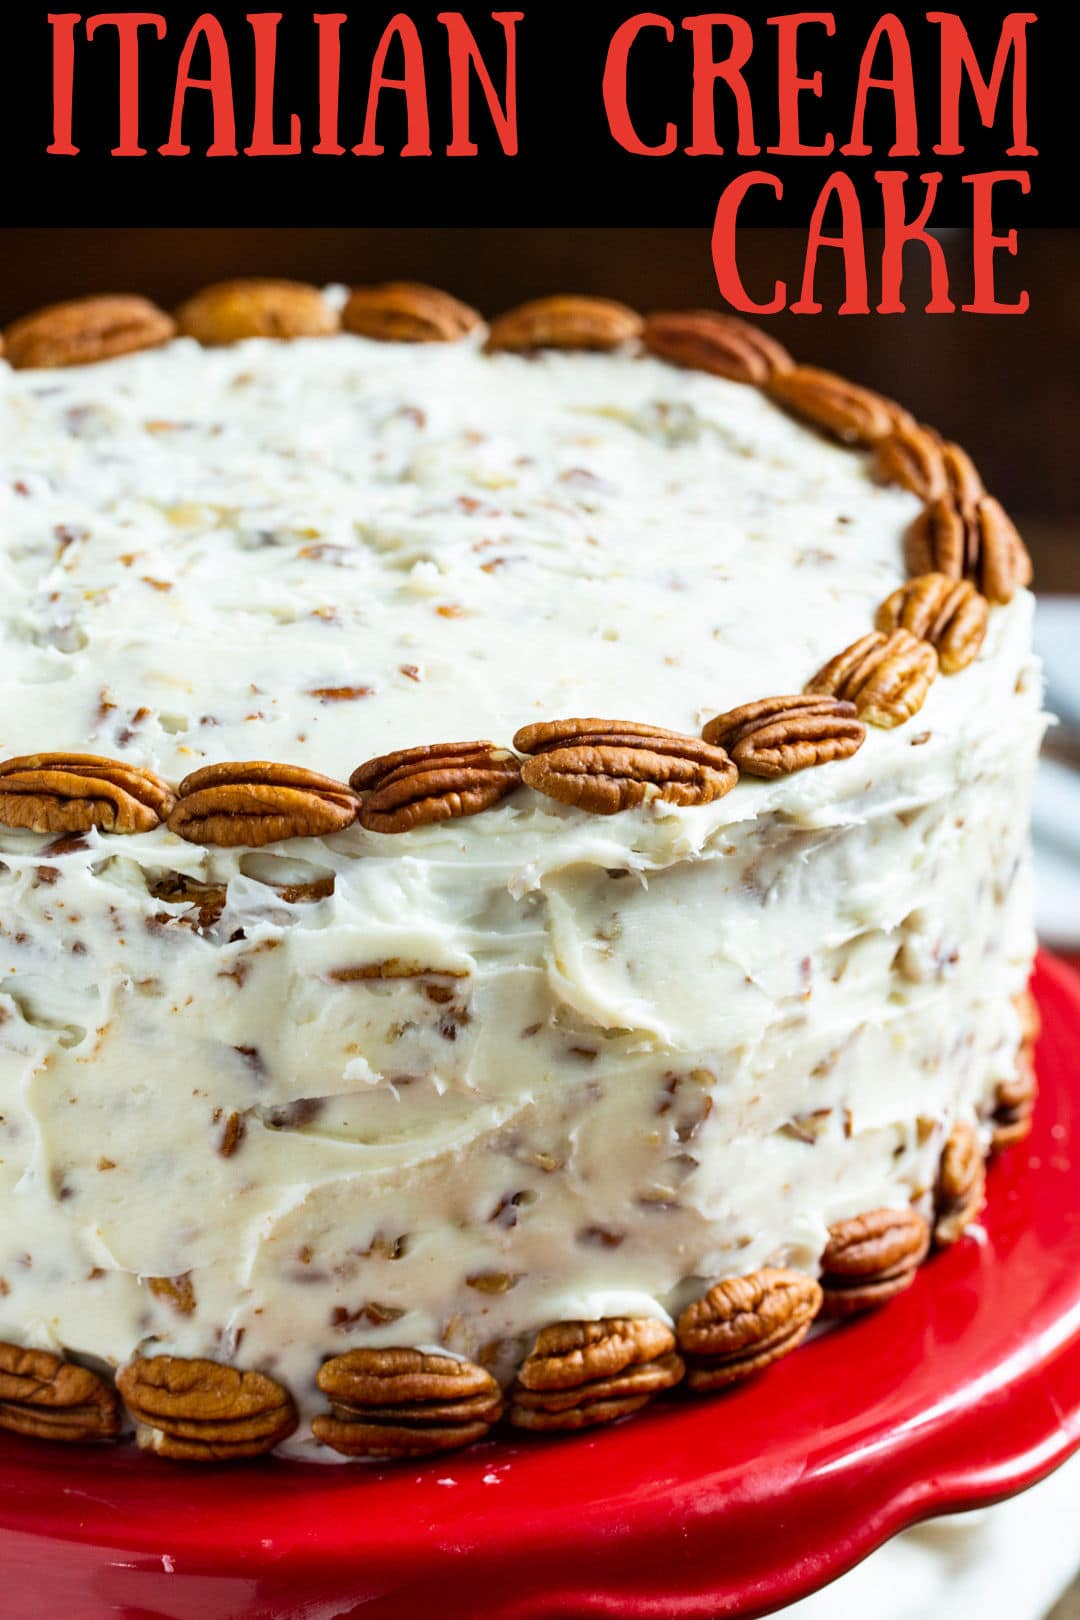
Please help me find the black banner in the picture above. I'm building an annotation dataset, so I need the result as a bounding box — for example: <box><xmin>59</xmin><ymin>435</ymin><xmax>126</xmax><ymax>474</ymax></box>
<box><xmin>0</xmin><ymin>2</ymin><xmax>1070</xmax><ymax>226</ymax></box>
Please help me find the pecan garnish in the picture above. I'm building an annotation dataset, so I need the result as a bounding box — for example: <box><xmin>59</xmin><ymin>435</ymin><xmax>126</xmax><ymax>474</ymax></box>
<box><xmin>508</xmin><ymin>1317</ymin><xmax>683</xmax><ymax>1431</ymax></box>
<box><xmin>701</xmin><ymin>695</ymin><xmax>864</xmax><ymax>778</ymax></box>
<box><xmin>993</xmin><ymin>987</ymin><xmax>1040</xmax><ymax>1149</ymax></box>
<box><xmin>3</xmin><ymin>295</ymin><xmax>176</xmax><ymax>369</ymax></box>
<box><xmin>175</xmin><ymin>279</ymin><xmax>337</xmax><ymax>344</ymax></box>
<box><xmin>873</xmin><ymin>420</ymin><xmax>984</xmax><ymax>507</ymax></box>
<box><xmin>0</xmin><ymin>753</ymin><xmax>176</xmax><ymax>834</ymax></box>
<box><xmin>486</xmin><ymin>296</ymin><xmax>643</xmax><ymax>353</ymax></box>
<box><xmin>167</xmin><ymin>761</ymin><xmax>358</xmax><ymax>847</ymax></box>
<box><xmin>514</xmin><ymin>718</ymin><xmax>737</xmax><ymax>815</ymax></box>
<box><xmin>342</xmin><ymin>281</ymin><xmax>481</xmax><ymax>343</ymax></box>
<box><xmin>875</xmin><ymin>574</ymin><xmax>989</xmax><ymax>675</ymax></box>
<box><xmin>277</xmin><ymin>875</ymin><xmax>337</xmax><ymax>903</ymax></box>
<box><xmin>642</xmin><ymin>310</ymin><xmax>792</xmax><ymax>385</ymax></box>
<box><xmin>0</xmin><ymin>1343</ymin><xmax>121</xmax><ymax>1442</ymax></box>
<box><xmin>116</xmin><ymin>1354</ymin><xmax>297</xmax><ymax>1461</ymax></box>
<box><xmin>147</xmin><ymin>1274</ymin><xmax>197</xmax><ymax>1315</ymax></box>
<box><xmin>934</xmin><ymin>1121</ymin><xmax>986</xmax><ymax>1246</ymax></box>
<box><xmin>993</xmin><ymin>1046</ymin><xmax>1037</xmax><ymax>1150</ymax></box>
<box><xmin>766</xmin><ymin>365</ymin><xmax>907</xmax><ymax>445</ymax></box>
<box><xmin>819</xmin><ymin>1208</ymin><xmax>930</xmax><ymax>1316</ymax></box>
<box><xmin>906</xmin><ymin>495</ymin><xmax>1032</xmax><ymax>604</ymax></box>
<box><xmin>349</xmin><ymin>741</ymin><xmax>521</xmax><ymax>833</ymax></box>
<box><xmin>677</xmin><ymin>1268</ymin><xmax>822</xmax><ymax>1390</ymax></box>
<box><xmin>1014</xmin><ymin>983</ymin><xmax>1042</xmax><ymax>1049</ymax></box>
<box><xmin>313</xmin><ymin>1348</ymin><xmax>502</xmax><ymax>1459</ymax></box>
<box><xmin>806</xmin><ymin>629</ymin><xmax>938</xmax><ymax>728</ymax></box>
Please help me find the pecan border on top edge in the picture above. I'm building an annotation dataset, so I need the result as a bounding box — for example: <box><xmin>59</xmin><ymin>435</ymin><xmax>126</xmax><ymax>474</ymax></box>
<box><xmin>0</xmin><ymin>284</ymin><xmax>1033</xmax><ymax>842</ymax></box>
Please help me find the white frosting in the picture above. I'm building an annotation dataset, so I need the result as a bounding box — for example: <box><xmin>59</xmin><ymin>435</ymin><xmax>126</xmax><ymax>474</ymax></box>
<box><xmin>0</xmin><ymin>332</ymin><xmax>1042</xmax><ymax>1457</ymax></box>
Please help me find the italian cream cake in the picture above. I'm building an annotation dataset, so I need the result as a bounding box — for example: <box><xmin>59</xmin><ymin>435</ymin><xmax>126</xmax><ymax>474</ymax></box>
<box><xmin>0</xmin><ymin>282</ymin><xmax>1043</xmax><ymax>1461</ymax></box>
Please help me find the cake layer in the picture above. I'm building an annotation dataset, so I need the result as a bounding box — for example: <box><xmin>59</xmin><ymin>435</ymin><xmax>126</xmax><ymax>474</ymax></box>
<box><xmin>0</xmin><ymin>315</ymin><xmax>1042</xmax><ymax>1457</ymax></box>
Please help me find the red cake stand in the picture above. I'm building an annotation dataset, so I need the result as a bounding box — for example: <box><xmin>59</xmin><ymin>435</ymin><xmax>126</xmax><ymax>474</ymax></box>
<box><xmin>2</xmin><ymin>952</ymin><xmax>1079</xmax><ymax>1620</ymax></box>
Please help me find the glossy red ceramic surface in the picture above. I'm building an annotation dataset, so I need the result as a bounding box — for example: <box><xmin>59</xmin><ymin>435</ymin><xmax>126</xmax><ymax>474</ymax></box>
<box><xmin>2</xmin><ymin>951</ymin><xmax>1079</xmax><ymax>1620</ymax></box>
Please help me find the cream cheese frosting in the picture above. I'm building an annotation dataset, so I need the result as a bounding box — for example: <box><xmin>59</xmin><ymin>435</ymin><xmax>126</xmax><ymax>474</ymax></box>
<box><xmin>0</xmin><ymin>329</ymin><xmax>1042</xmax><ymax>1456</ymax></box>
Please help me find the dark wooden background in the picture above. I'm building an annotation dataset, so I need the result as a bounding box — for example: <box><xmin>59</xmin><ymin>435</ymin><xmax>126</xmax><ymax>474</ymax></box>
<box><xmin>3</xmin><ymin>227</ymin><xmax>1076</xmax><ymax>589</ymax></box>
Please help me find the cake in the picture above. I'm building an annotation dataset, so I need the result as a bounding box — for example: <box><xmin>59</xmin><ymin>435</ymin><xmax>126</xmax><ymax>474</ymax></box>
<box><xmin>0</xmin><ymin>281</ymin><xmax>1043</xmax><ymax>1461</ymax></box>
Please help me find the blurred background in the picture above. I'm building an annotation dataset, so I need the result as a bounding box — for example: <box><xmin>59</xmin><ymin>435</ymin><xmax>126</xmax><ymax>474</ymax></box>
<box><xmin>3</xmin><ymin>226</ymin><xmax>1078</xmax><ymax>949</ymax></box>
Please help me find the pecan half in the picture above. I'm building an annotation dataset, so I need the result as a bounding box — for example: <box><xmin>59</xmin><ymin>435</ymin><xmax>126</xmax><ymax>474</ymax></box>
<box><xmin>993</xmin><ymin>1045</ymin><xmax>1037</xmax><ymax>1149</ymax></box>
<box><xmin>701</xmin><ymin>695</ymin><xmax>864</xmax><ymax>778</ymax></box>
<box><xmin>514</xmin><ymin>718</ymin><xmax>737</xmax><ymax>815</ymax></box>
<box><xmin>117</xmin><ymin>1355</ymin><xmax>297</xmax><ymax>1461</ymax></box>
<box><xmin>349</xmin><ymin>741</ymin><xmax>521</xmax><ymax>833</ymax></box>
<box><xmin>642</xmin><ymin>310</ymin><xmax>793</xmax><ymax>385</ymax></box>
<box><xmin>934</xmin><ymin>1121</ymin><xmax>986</xmax><ymax>1246</ymax></box>
<box><xmin>0</xmin><ymin>1343</ymin><xmax>121</xmax><ymax>1443</ymax></box>
<box><xmin>875</xmin><ymin>574</ymin><xmax>989</xmax><ymax>675</ymax></box>
<box><xmin>766</xmin><ymin>365</ymin><xmax>907</xmax><ymax>445</ymax></box>
<box><xmin>175</xmin><ymin>279</ymin><xmax>338</xmax><ymax>344</ymax></box>
<box><xmin>167</xmin><ymin>761</ymin><xmax>358</xmax><ymax>847</ymax></box>
<box><xmin>0</xmin><ymin>753</ymin><xmax>175</xmax><ymax>834</ymax></box>
<box><xmin>873</xmin><ymin>420</ymin><xmax>985</xmax><ymax>508</ymax></box>
<box><xmin>993</xmin><ymin>987</ymin><xmax>1040</xmax><ymax>1150</ymax></box>
<box><xmin>342</xmin><ymin>281</ymin><xmax>481</xmax><ymax>342</ymax></box>
<box><xmin>820</xmin><ymin>1208</ymin><xmax>930</xmax><ymax>1316</ymax></box>
<box><xmin>906</xmin><ymin>495</ymin><xmax>1032</xmax><ymax>604</ymax></box>
<box><xmin>508</xmin><ymin>1317</ymin><xmax>683</xmax><ymax>1432</ymax></box>
<box><xmin>1014</xmin><ymin>984</ymin><xmax>1042</xmax><ymax>1049</ymax></box>
<box><xmin>3</xmin><ymin>295</ymin><xmax>176</xmax><ymax>369</ymax></box>
<box><xmin>938</xmin><ymin>442</ymin><xmax>986</xmax><ymax>513</ymax></box>
<box><xmin>486</xmin><ymin>296</ymin><xmax>643</xmax><ymax>353</ymax></box>
<box><xmin>806</xmin><ymin>629</ymin><xmax>938</xmax><ymax>729</ymax></box>
<box><xmin>677</xmin><ymin>1268</ymin><xmax>822</xmax><ymax>1391</ymax></box>
<box><xmin>313</xmin><ymin>1347</ymin><xmax>502</xmax><ymax>1459</ymax></box>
